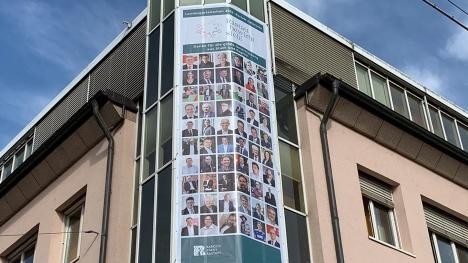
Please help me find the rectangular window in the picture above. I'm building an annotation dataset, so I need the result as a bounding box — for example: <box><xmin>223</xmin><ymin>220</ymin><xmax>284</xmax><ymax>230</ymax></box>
<box><xmin>63</xmin><ymin>203</ymin><xmax>84</xmax><ymax>263</ymax></box>
<box><xmin>431</xmin><ymin>233</ymin><xmax>468</xmax><ymax>263</ymax></box>
<box><xmin>155</xmin><ymin>165</ymin><xmax>172</xmax><ymax>261</ymax></box>
<box><xmin>441</xmin><ymin>113</ymin><xmax>460</xmax><ymax>147</ymax></box>
<box><xmin>371</xmin><ymin>72</ymin><xmax>391</xmax><ymax>107</ymax></box>
<box><xmin>389</xmin><ymin>84</ymin><xmax>409</xmax><ymax>118</ymax></box>
<box><xmin>458</xmin><ymin>123</ymin><xmax>468</xmax><ymax>150</ymax></box>
<box><xmin>231</xmin><ymin>0</ymin><xmax>247</xmax><ymax>10</ymax></box>
<box><xmin>158</xmin><ymin>94</ymin><xmax>173</xmax><ymax>167</ymax></box>
<box><xmin>285</xmin><ymin>209</ymin><xmax>311</xmax><ymax>263</ymax></box>
<box><xmin>356</xmin><ymin>63</ymin><xmax>372</xmax><ymax>97</ymax></box>
<box><xmin>407</xmin><ymin>94</ymin><xmax>426</xmax><ymax>128</ymax></box>
<box><xmin>160</xmin><ymin>15</ymin><xmax>175</xmax><ymax>96</ymax></box>
<box><xmin>249</xmin><ymin>0</ymin><xmax>265</xmax><ymax>21</ymax></box>
<box><xmin>163</xmin><ymin>0</ymin><xmax>174</xmax><ymax>16</ymax></box>
<box><xmin>138</xmin><ymin>177</ymin><xmax>155</xmax><ymax>263</ymax></box>
<box><xmin>149</xmin><ymin>0</ymin><xmax>161</xmax><ymax>31</ymax></box>
<box><xmin>360</xmin><ymin>174</ymin><xmax>399</xmax><ymax>247</ymax></box>
<box><xmin>143</xmin><ymin>107</ymin><xmax>157</xmax><ymax>180</ymax></box>
<box><xmin>146</xmin><ymin>28</ymin><xmax>161</xmax><ymax>109</ymax></box>
<box><xmin>429</xmin><ymin>106</ymin><xmax>444</xmax><ymax>138</ymax></box>
<box><xmin>13</xmin><ymin>148</ymin><xmax>25</xmax><ymax>170</ymax></box>
<box><xmin>2</xmin><ymin>158</ymin><xmax>14</xmax><ymax>180</ymax></box>
<box><xmin>274</xmin><ymin>77</ymin><xmax>298</xmax><ymax>144</ymax></box>
<box><xmin>279</xmin><ymin>141</ymin><xmax>304</xmax><ymax>212</ymax></box>
<box><xmin>25</xmin><ymin>140</ymin><xmax>33</xmax><ymax>159</ymax></box>
<box><xmin>7</xmin><ymin>241</ymin><xmax>36</xmax><ymax>263</ymax></box>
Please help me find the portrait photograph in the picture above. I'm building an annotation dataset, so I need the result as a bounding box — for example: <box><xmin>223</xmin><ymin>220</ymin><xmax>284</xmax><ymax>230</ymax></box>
<box><xmin>199</xmin><ymin>85</ymin><xmax>215</xmax><ymax>101</ymax></box>
<box><xmin>182</xmin><ymin>175</ymin><xmax>199</xmax><ymax>194</ymax></box>
<box><xmin>231</xmin><ymin>52</ymin><xmax>243</xmax><ymax>70</ymax></box>
<box><xmin>216</xmin><ymin>118</ymin><xmax>234</xmax><ymax>135</ymax></box>
<box><xmin>200</xmin><ymin>194</ymin><xmax>218</xmax><ymax>214</ymax></box>
<box><xmin>263</xmin><ymin>167</ymin><xmax>276</xmax><ymax>187</ymax></box>
<box><xmin>246</xmin><ymin>91</ymin><xmax>257</xmax><ymax>109</ymax></box>
<box><xmin>199</xmin><ymin>101</ymin><xmax>216</xmax><ymax>118</ymax></box>
<box><xmin>215</xmin><ymin>52</ymin><xmax>230</xmax><ymax>67</ymax></box>
<box><xmin>183</xmin><ymin>70</ymin><xmax>198</xmax><ymax>86</ymax></box>
<box><xmin>200</xmin><ymin>214</ymin><xmax>219</xmax><ymax>236</ymax></box>
<box><xmin>257</xmin><ymin>81</ymin><xmax>269</xmax><ymax>100</ymax></box>
<box><xmin>259</xmin><ymin>114</ymin><xmax>271</xmax><ymax>133</ymax></box>
<box><xmin>182</xmin><ymin>138</ymin><xmax>198</xmax><ymax>156</ymax></box>
<box><xmin>253</xmin><ymin>219</ymin><xmax>266</xmax><ymax>242</ymax></box>
<box><xmin>261</xmin><ymin>149</ymin><xmax>274</xmax><ymax>169</ymax></box>
<box><xmin>218</xmin><ymin>173</ymin><xmax>235</xmax><ymax>192</ymax></box>
<box><xmin>200</xmin><ymin>174</ymin><xmax>217</xmax><ymax>192</ymax></box>
<box><xmin>248</xmin><ymin>159</ymin><xmax>262</xmax><ymax>182</ymax></box>
<box><xmin>235</xmin><ymin>154</ymin><xmax>249</xmax><ymax>175</ymax></box>
<box><xmin>219</xmin><ymin>213</ymin><xmax>237</xmax><ymax>234</ymax></box>
<box><xmin>233</xmin><ymin>84</ymin><xmax>245</xmax><ymax>102</ymax></box>
<box><xmin>264</xmin><ymin>186</ymin><xmax>277</xmax><ymax>206</ymax></box>
<box><xmin>217</xmin><ymin>101</ymin><xmax>233</xmax><ymax>117</ymax></box>
<box><xmin>181</xmin><ymin>156</ymin><xmax>199</xmax><ymax>175</ymax></box>
<box><xmin>232</xmin><ymin>68</ymin><xmax>244</xmax><ymax>87</ymax></box>
<box><xmin>199</xmin><ymin>69</ymin><xmax>214</xmax><ymax>85</ymax></box>
<box><xmin>199</xmin><ymin>118</ymin><xmax>216</xmax><ymax>136</ymax></box>
<box><xmin>218</xmin><ymin>154</ymin><xmax>234</xmax><ymax>173</ymax></box>
<box><xmin>218</xmin><ymin>192</ymin><xmax>236</xmax><ymax>213</ymax></box>
<box><xmin>216</xmin><ymin>67</ymin><xmax>231</xmax><ymax>84</ymax></box>
<box><xmin>245</xmin><ymin>76</ymin><xmax>257</xmax><ymax>94</ymax></box>
<box><xmin>251</xmin><ymin>179</ymin><xmax>264</xmax><ymax>200</ymax></box>
<box><xmin>181</xmin><ymin>195</ymin><xmax>199</xmax><ymax>215</ymax></box>
<box><xmin>244</xmin><ymin>60</ymin><xmax>256</xmax><ymax>76</ymax></box>
<box><xmin>260</xmin><ymin>130</ymin><xmax>272</xmax><ymax>149</ymax></box>
<box><xmin>216</xmin><ymin>84</ymin><xmax>232</xmax><ymax>100</ymax></box>
<box><xmin>199</xmin><ymin>53</ymin><xmax>214</xmax><ymax>68</ymax></box>
<box><xmin>247</xmin><ymin>124</ymin><xmax>261</xmax><ymax>145</ymax></box>
<box><xmin>217</xmin><ymin>135</ymin><xmax>234</xmax><ymax>154</ymax></box>
<box><xmin>235</xmin><ymin>136</ymin><xmax>249</xmax><ymax>157</ymax></box>
<box><xmin>199</xmin><ymin>154</ymin><xmax>217</xmax><ymax>173</ymax></box>
<box><xmin>234</xmin><ymin>101</ymin><xmax>246</xmax><ymax>120</ymax></box>
<box><xmin>237</xmin><ymin>174</ymin><xmax>250</xmax><ymax>195</ymax></box>
<box><xmin>182</xmin><ymin>103</ymin><xmax>198</xmax><ymax>120</ymax></box>
<box><xmin>256</xmin><ymin>66</ymin><xmax>268</xmax><ymax>84</ymax></box>
<box><xmin>266</xmin><ymin>225</ymin><xmax>280</xmax><ymax>248</ymax></box>
<box><xmin>258</xmin><ymin>98</ymin><xmax>270</xmax><ymax>116</ymax></box>
<box><xmin>249</xmin><ymin>142</ymin><xmax>261</xmax><ymax>163</ymax></box>
<box><xmin>182</xmin><ymin>120</ymin><xmax>198</xmax><ymax>137</ymax></box>
<box><xmin>182</xmin><ymin>54</ymin><xmax>198</xmax><ymax>70</ymax></box>
<box><xmin>182</xmin><ymin>86</ymin><xmax>198</xmax><ymax>102</ymax></box>
<box><xmin>239</xmin><ymin>214</ymin><xmax>252</xmax><ymax>237</ymax></box>
<box><xmin>181</xmin><ymin>215</ymin><xmax>199</xmax><ymax>237</ymax></box>
<box><xmin>252</xmin><ymin>199</ymin><xmax>265</xmax><ymax>221</ymax></box>
<box><xmin>246</xmin><ymin>108</ymin><xmax>259</xmax><ymax>127</ymax></box>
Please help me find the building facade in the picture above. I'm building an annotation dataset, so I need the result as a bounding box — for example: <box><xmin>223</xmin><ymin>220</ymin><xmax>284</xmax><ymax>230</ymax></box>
<box><xmin>0</xmin><ymin>0</ymin><xmax>467</xmax><ymax>263</ymax></box>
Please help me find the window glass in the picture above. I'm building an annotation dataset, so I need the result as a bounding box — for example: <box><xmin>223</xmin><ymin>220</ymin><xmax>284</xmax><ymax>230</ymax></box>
<box><xmin>146</xmin><ymin>28</ymin><xmax>161</xmax><ymax>109</ymax></box>
<box><xmin>25</xmin><ymin>140</ymin><xmax>33</xmax><ymax>158</ymax></box>
<box><xmin>457</xmin><ymin>245</ymin><xmax>468</xmax><ymax>263</ymax></box>
<box><xmin>3</xmin><ymin>158</ymin><xmax>13</xmax><ymax>179</ymax></box>
<box><xmin>14</xmin><ymin>148</ymin><xmax>25</xmax><ymax>170</ymax></box>
<box><xmin>130</xmin><ymin>227</ymin><xmax>137</xmax><ymax>263</ymax></box>
<box><xmin>64</xmin><ymin>207</ymin><xmax>82</xmax><ymax>263</ymax></box>
<box><xmin>163</xmin><ymin>0</ymin><xmax>175</xmax><ymax>16</ymax></box>
<box><xmin>407</xmin><ymin>94</ymin><xmax>426</xmax><ymax>128</ymax></box>
<box><xmin>155</xmin><ymin>165</ymin><xmax>172</xmax><ymax>261</ymax></box>
<box><xmin>149</xmin><ymin>0</ymin><xmax>161</xmax><ymax>31</ymax></box>
<box><xmin>458</xmin><ymin>123</ymin><xmax>468</xmax><ymax>150</ymax></box>
<box><xmin>285</xmin><ymin>210</ymin><xmax>311</xmax><ymax>263</ymax></box>
<box><xmin>362</xmin><ymin>197</ymin><xmax>374</xmax><ymax>236</ymax></box>
<box><xmin>23</xmin><ymin>246</ymin><xmax>35</xmax><ymax>263</ymax></box>
<box><xmin>371</xmin><ymin>72</ymin><xmax>390</xmax><ymax>107</ymax></box>
<box><xmin>137</xmin><ymin>101</ymin><xmax>143</xmax><ymax>155</ymax></box>
<box><xmin>389</xmin><ymin>84</ymin><xmax>409</xmax><ymax>118</ymax></box>
<box><xmin>179</xmin><ymin>0</ymin><xmax>202</xmax><ymax>5</ymax></box>
<box><xmin>158</xmin><ymin>95</ymin><xmax>173</xmax><ymax>167</ymax></box>
<box><xmin>429</xmin><ymin>106</ymin><xmax>444</xmax><ymax>138</ymax></box>
<box><xmin>160</xmin><ymin>15</ymin><xmax>175</xmax><ymax>96</ymax></box>
<box><xmin>373</xmin><ymin>202</ymin><xmax>396</xmax><ymax>246</ymax></box>
<box><xmin>205</xmin><ymin>0</ymin><xmax>226</xmax><ymax>3</ymax></box>
<box><xmin>282</xmin><ymin>176</ymin><xmax>304</xmax><ymax>212</ymax></box>
<box><xmin>441</xmin><ymin>114</ymin><xmax>460</xmax><ymax>147</ymax></box>
<box><xmin>133</xmin><ymin>159</ymin><xmax>140</xmax><ymax>225</ymax></box>
<box><xmin>279</xmin><ymin>141</ymin><xmax>301</xmax><ymax>181</ymax></box>
<box><xmin>250</xmin><ymin>0</ymin><xmax>265</xmax><ymax>21</ymax></box>
<box><xmin>436</xmin><ymin>235</ymin><xmax>456</xmax><ymax>263</ymax></box>
<box><xmin>231</xmin><ymin>0</ymin><xmax>247</xmax><ymax>10</ymax></box>
<box><xmin>143</xmin><ymin>107</ymin><xmax>157</xmax><ymax>180</ymax></box>
<box><xmin>139</xmin><ymin>177</ymin><xmax>155</xmax><ymax>263</ymax></box>
<box><xmin>275</xmin><ymin>83</ymin><xmax>298</xmax><ymax>144</ymax></box>
<box><xmin>356</xmin><ymin>64</ymin><xmax>372</xmax><ymax>97</ymax></box>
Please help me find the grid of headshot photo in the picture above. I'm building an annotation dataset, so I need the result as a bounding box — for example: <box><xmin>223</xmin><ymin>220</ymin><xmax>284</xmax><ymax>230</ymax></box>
<box><xmin>179</xmin><ymin>51</ymin><xmax>281</xmax><ymax>249</ymax></box>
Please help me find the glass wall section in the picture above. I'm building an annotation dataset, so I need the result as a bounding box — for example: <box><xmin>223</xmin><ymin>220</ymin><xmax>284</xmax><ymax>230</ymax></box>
<box><xmin>155</xmin><ymin>165</ymin><xmax>172</xmax><ymax>262</ymax></box>
<box><xmin>429</xmin><ymin>106</ymin><xmax>444</xmax><ymax>138</ymax></box>
<box><xmin>160</xmin><ymin>15</ymin><xmax>175</xmax><ymax>96</ymax></box>
<box><xmin>371</xmin><ymin>72</ymin><xmax>390</xmax><ymax>107</ymax></box>
<box><xmin>158</xmin><ymin>95</ymin><xmax>173</xmax><ymax>166</ymax></box>
<box><xmin>13</xmin><ymin>148</ymin><xmax>25</xmax><ymax>170</ymax></box>
<box><xmin>458</xmin><ymin>123</ymin><xmax>468</xmax><ymax>150</ymax></box>
<box><xmin>143</xmin><ymin>107</ymin><xmax>158</xmax><ymax>180</ymax></box>
<box><xmin>274</xmin><ymin>80</ymin><xmax>298</xmax><ymax>144</ymax></box>
<box><xmin>231</xmin><ymin>0</ymin><xmax>248</xmax><ymax>11</ymax></box>
<box><xmin>149</xmin><ymin>0</ymin><xmax>161</xmax><ymax>32</ymax></box>
<box><xmin>407</xmin><ymin>94</ymin><xmax>426</xmax><ymax>128</ymax></box>
<box><xmin>250</xmin><ymin>0</ymin><xmax>265</xmax><ymax>21</ymax></box>
<box><xmin>179</xmin><ymin>0</ymin><xmax>202</xmax><ymax>5</ymax></box>
<box><xmin>441</xmin><ymin>113</ymin><xmax>460</xmax><ymax>147</ymax></box>
<box><xmin>138</xmin><ymin>177</ymin><xmax>155</xmax><ymax>263</ymax></box>
<box><xmin>146</xmin><ymin>28</ymin><xmax>161</xmax><ymax>108</ymax></box>
<box><xmin>279</xmin><ymin>141</ymin><xmax>304</xmax><ymax>212</ymax></box>
<box><xmin>163</xmin><ymin>0</ymin><xmax>175</xmax><ymax>16</ymax></box>
<box><xmin>285</xmin><ymin>209</ymin><xmax>311</xmax><ymax>263</ymax></box>
<box><xmin>25</xmin><ymin>140</ymin><xmax>33</xmax><ymax>159</ymax></box>
<box><xmin>389</xmin><ymin>84</ymin><xmax>409</xmax><ymax>118</ymax></box>
<box><xmin>355</xmin><ymin>63</ymin><xmax>372</xmax><ymax>97</ymax></box>
<box><xmin>2</xmin><ymin>159</ymin><xmax>13</xmax><ymax>179</ymax></box>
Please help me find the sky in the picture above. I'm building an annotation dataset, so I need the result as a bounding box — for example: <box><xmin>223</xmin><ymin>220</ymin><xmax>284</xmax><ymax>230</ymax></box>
<box><xmin>0</xmin><ymin>0</ymin><xmax>467</xmax><ymax>150</ymax></box>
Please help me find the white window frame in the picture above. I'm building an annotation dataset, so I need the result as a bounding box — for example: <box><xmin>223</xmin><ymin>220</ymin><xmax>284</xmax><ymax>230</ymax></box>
<box><xmin>62</xmin><ymin>201</ymin><xmax>85</xmax><ymax>263</ymax></box>
<box><xmin>7</xmin><ymin>240</ymin><xmax>36</xmax><ymax>263</ymax></box>
<box><xmin>431</xmin><ymin>232</ymin><xmax>466</xmax><ymax>263</ymax></box>
<box><xmin>366</xmin><ymin>198</ymin><xmax>401</xmax><ymax>248</ymax></box>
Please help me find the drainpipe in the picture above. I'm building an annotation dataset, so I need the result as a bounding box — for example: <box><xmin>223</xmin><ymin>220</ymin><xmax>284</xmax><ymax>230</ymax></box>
<box><xmin>319</xmin><ymin>80</ymin><xmax>345</xmax><ymax>263</ymax></box>
<box><xmin>91</xmin><ymin>100</ymin><xmax>115</xmax><ymax>263</ymax></box>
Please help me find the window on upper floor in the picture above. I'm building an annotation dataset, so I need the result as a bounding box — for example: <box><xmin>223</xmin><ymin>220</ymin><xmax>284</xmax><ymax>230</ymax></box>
<box><xmin>360</xmin><ymin>173</ymin><xmax>400</xmax><ymax>248</ymax></box>
<box><xmin>6</xmin><ymin>239</ymin><xmax>36</xmax><ymax>263</ymax></box>
<box><xmin>62</xmin><ymin>201</ymin><xmax>85</xmax><ymax>263</ymax></box>
<box><xmin>424</xmin><ymin>205</ymin><xmax>468</xmax><ymax>263</ymax></box>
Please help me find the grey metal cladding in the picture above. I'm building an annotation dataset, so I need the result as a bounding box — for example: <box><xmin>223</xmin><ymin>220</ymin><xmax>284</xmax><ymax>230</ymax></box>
<box><xmin>270</xmin><ymin>3</ymin><xmax>357</xmax><ymax>87</ymax></box>
<box><xmin>89</xmin><ymin>21</ymin><xmax>146</xmax><ymax>100</ymax></box>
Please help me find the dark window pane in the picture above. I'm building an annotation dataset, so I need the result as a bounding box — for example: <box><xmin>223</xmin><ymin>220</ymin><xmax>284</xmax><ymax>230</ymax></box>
<box><xmin>143</xmin><ymin>107</ymin><xmax>158</xmax><ymax>180</ymax></box>
<box><xmin>429</xmin><ymin>106</ymin><xmax>444</xmax><ymax>138</ymax></box>
<box><xmin>356</xmin><ymin>64</ymin><xmax>372</xmax><ymax>97</ymax></box>
<box><xmin>457</xmin><ymin>244</ymin><xmax>468</xmax><ymax>263</ymax></box>
<box><xmin>158</xmin><ymin>95</ymin><xmax>173</xmax><ymax>167</ymax></box>
<box><xmin>2</xmin><ymin>159</ymin><xmax>13</xmax><ymax>179</ymax></box>
<box><xmin>373</xmin><ymin>202</ymin><xmax>395</xmax><ymax>246</ymax></box>
<box><xmin>407</xmin><ymin>94</ymin><xmax>426</xmax><ymax>128</ymax></box>
<box><xmin>437</xmin><ymin>235</ymin><xmax>456</xmax><ymax>263</ymax></box>
<box><xmin>250</xmin><ymin>0</ymin><xmax>265</xmax><ymax>21</ymax></box>
<box><xmin>371</xmin><ymin>73</ymin><xmax>390</xmax><ymax>107</ymax></box>
<box><xmin>458</xmin><ymin>124</ymin><xmax>468</xmax><ymax>151</ymax></box>
<box><xmin>160</xmin><ymin>15</ymin><xmax>174</xmax><ymax>96</ymax></box>
<box><xmin>130</xmin><ymin>227</ymin><xmax>137</xmax><ymax>263</ymax></box>
<box><xmin>146</xmin><ymin>28</ymin><xmax>161</xmax><ymax>109</ymax></box>
<box><xmin>65</xmin><ymin>208</ymin><xmax>82</xmax><ymax>262</ymax></box>
<box><xmin>163</xmin><ymin>0</ymin><xmax>175</xmax><ymax>16</ymax></box>
<box><xmin>155</xmin><ymin>166</ymin><xmax>172</xmax><ymax>262</ymax></box>
<box><xmin>279</xmin><ymin>141</ymin><xmax>301</xmax><ymax>181</ymax></box>
<box><xmin>282</xmin><ymin>176</ymin><xmax>304</xmax><ymax>212</ymax></box>
<box><xmin>441</xmin><ymin>114</ymin><xmax>460</xmax><ymax>147</ymax></box>
<box><xmin>23</xmin><ymin>246</ymin><xmax>35</xmax><ymax>263</ymax></box>
<box><xmin>275</xmin><ymin>79</ymin><xmax>298</xmax><ymax>144</ymax></box>
<box><xmin>149</xmin><ymin>0</ymin><xmax>161</xmax><ymax>31</ymax></box>
<box><xmin>137</xmin><ymin>101</ymin><xmax>143</xmax><ymax>155</ymax></box>
<box><xmin>389</xmin><ymin>84</ymin><xmax>409</xmax><ymax>118</ymax></box>
<box><xmin>285</xmin><ymin>210</ymin><xmax>311</xmax><ymax>263</ymax></box>
<box><xmin>133</xmin><ymin>159</ymin><xmax>140</xmax><ymax>225</ymax></box>
<box><xmin>362</xmin><ymin>197</ymin><xmax>373</xmax><ymax>236</ymax></box>
<box><xmin>14</xmin><ymin>148</ymin><xmax>25</xmax><ymax>169</ymax></box>
<box><xmin>25</xmin><ymin>140</ymin><xmax>33</xmax><ymax>158</ymax></box>
<box><xmin>231</xmin><ymin>0</ymin><xmax>247</xmax><ymax>10</ymax></box>
<box><xmin>139</xmin><ymin>177</ymin><xmax>155</xmax><ymax>263</ymax></box>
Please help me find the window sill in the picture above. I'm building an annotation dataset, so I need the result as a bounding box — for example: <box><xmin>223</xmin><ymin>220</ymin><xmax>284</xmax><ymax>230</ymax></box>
<box><xmin>368</xmin><ymin>236</ymin><xmax>416</xmax><ymax>258</ymax></box>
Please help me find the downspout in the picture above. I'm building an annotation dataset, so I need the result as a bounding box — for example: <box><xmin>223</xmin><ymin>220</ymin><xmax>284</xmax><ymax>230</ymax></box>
<box><xmin>91</xmin><ymin>100</ymin><xmax>115</xmax><ymax>263</ymax></box>
<box><xmin>319</xmin><ymin>80</ymin><xmax>345</xmax><ymax>263</ymax></box>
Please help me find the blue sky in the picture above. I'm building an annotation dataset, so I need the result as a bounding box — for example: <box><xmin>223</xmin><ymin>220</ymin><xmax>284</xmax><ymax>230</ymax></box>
<box><xmin>0</xmin><ymin>0</ymin><xmax>467</xmax><ymax>150</ymax></box>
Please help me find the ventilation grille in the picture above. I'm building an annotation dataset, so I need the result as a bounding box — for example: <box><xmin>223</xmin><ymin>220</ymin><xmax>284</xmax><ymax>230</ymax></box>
<box><xmin>270</xmin><ymin>3</ymin><xmax>357</xmax><ymax>87</ymax></box>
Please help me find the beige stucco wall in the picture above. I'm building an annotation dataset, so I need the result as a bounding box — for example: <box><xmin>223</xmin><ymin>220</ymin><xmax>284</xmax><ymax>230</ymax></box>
<box><xmin>0</xmin><ymin>117</ymin><xmax>136</xmax><ymax>263</ymax></box>
<box><xmin>296</xmin><ymin>99</ymin><xmax>468</xmax><ymax>263</ymax></box>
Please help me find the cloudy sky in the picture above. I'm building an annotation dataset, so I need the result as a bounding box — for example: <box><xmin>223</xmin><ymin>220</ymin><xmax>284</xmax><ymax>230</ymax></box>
<box><xmin>0</xmin><ymin>0</ymin><xmax>467</xmax><ymax>150</ymax></box>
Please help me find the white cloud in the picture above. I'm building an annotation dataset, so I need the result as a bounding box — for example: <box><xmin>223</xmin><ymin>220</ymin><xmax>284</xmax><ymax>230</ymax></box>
<box><xmin>444</xmin><ymin>26</ymin><xmax>468</xmax><ymax>62</ymax></box>
<box><xmin>402</xmin><ymin>64</ymin><xmax>443</xmax><ymax>93</ymax></box>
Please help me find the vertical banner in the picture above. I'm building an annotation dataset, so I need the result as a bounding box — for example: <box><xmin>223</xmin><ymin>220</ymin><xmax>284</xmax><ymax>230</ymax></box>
<box><xmin>175</xmin><ymin>4</ymin><xmax>285</xmax><ymax>262</ymax></box>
